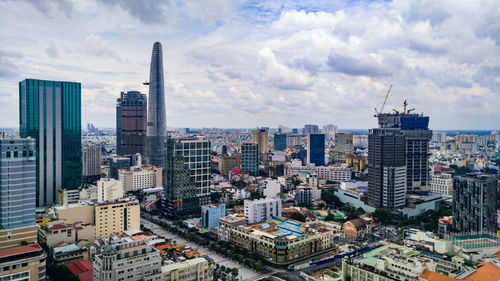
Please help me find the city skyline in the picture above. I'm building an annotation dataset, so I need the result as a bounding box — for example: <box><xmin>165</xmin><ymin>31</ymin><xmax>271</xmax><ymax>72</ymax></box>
<box><xmin>0</xmin><ymin>0</ymin><xmax>499</xmax><ymax>130</ymax></box>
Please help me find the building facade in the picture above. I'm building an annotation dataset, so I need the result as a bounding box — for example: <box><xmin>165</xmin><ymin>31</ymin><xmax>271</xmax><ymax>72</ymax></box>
<box><xmin>109</xmin><ymin>156</ymin><xmax>130</xmax><ymax>179</ymax></box>
<box><xmin>303</xmin><ymin>124</ymin><xmax>319</xmax><ymax>134</ymax></box>
<box><xmin>241</xmin><ymin>143</ymin><xmax>259</xmax><ymax>175</ymax></box>
<box><xmin>431</xmin><ymin>173</ymin><xmax>453</xmax><ymax>196</ymax></box>
<box><xmin>217</xmin><ymin>156</ymin><xmax>240</xmax><ymax>174</ymax></box>
<box><xmin>0</xmin><ymin>243</ymin><xmax>47</xmax><ymax>281</ymax></box>
<box><xmin>116</xmin><ymin>91</ymin><xmax>147</xmax><ymax>156</ymax></box>
<box><xmin>97</xmin><ymin>178</ymin><xmax>124</xmax><ymax>203</ymax></box>
<box><xmin>244</xmin><ymin>198</ymin><xmax>282</xmax><ymax>224</ymax></box>
<box><xmin>119</xmin><ymin>165</ymin><xmax>162</xmax><ymax>192</ymax></box>
<box><xmin>95</xmin><ymin>201</ymin><xmax>140</xmax><ymax>239</ymax></box>
<box><xmin>201</xmin><ymin>204</ymin><xmax>226</xmax><ymax>229</ymax></box>
<box><xmin>252</xmin><ymin>128</ymin><xmax>269</xmax><ymax>155</ymax></box>
<box><xmin>218</xmin><ymin>214</ymin><xmax>247</xmax><ymax>242</ymax></box>
<box><xmin>82</xmin><ymin>144</ymin><xmax>101</xmax><ymax>181</ymax></box>
<box><xmin>19</xmin><ymin>79</ymin><xmax>82</xmax><ymax>206</ymax></box>
<box><xmin>306</xmin><ymin>134</ymin><xmax>325</xmax><ymax>166</ymax></box>
<box><xmin>162</xmin><ymin>257</ymin><xmax>213</xmax><ymax>281</ymax></box>
<box><xmin>274</xmin><ymin>133</ymin><xmax>287</xmax><ymax>151</ymax></box>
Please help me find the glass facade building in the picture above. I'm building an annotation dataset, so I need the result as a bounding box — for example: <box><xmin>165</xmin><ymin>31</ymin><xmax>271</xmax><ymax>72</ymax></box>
<box><xmin>19</xmin><ymin>79</ymin><xmax>81</xmax><ymax>206</ymax></box>
<box><xmin>274</xmin><ymin>133</ymin><xmax>287</xmax><ymax>151</ymax></box>
<box><xmin>116</xmin><ymin>91</ymin><xmax>147</xmax><ymax>156</ymax></box>
<box><xmin>306</xmin><ymin>133</ymin><xmax>325</xmax><ymax>166</ymax></box>
<box><xmin>241</xmin><ymin>143</ymin><xmax>259</xmax><ymax>175</ymax></box>
<box><xmin>0</xmin><ymin>139</ymin><xmax>36</xmax><ymax>229</ymax></box>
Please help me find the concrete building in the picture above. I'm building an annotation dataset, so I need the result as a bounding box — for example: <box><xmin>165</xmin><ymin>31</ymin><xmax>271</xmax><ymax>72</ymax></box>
<box><xmin>82</xmin><ymin>144</ymin><xmax>101</xmax><ymax>181</ymax></box>
<box><xmin>19</xmin><ymin>79</ymin><xmax>82</xmax><ymax>206</ymax></box>
<box><xmin>252</xmin><ymin>128</ymin><xmax>269</xmax><ymax>155</ymax></box>
<box><xmin>162</xmin><ymin>257</ymin><xmax>213</xmax><ymax>281</ymax></box>
<box><xmin>218</xmin><ymin>214</ymin><xmax>247</xmax><ymax>242</ymax></box>
<box><xmin>333</xmin><ymin>132</ymin><xmax>353</xmax><ymax>163</ymax></box>
<box><xmin>431</xmin><ymin>173</ymin><xmax>453</xmax><ymax>196</ymax></box>
<box><xmin>97</xmin><ymin>178</ymin><xmax>124</xmax><ymax>203</ymax></box>
<box><xmin>306</xmin><ymin>133</ymin><xmax>325</xmax><ymax>166</ymax></box>
<box><xmin>57</xmin><ymin>189</ymin><xmax>80</xmax><ymax>206</ymax></box>
<box><xmin>295</xmin><ymin>185</ymin><xmax>313</xmax><ymax>206</ymax></box>
<box><xmin>95</xmin><ymin>201</ymin><xmax>140</xmax><ymax>239</ymax></box>
<box><xmin>303</xmin><ymin>124</ymin><xmax>319</xmax><ymax>134</ymax></box>
<box><xmin>244</xmin><ymin>198</ymin><xmax>282</xmax><ymax>224</ymax></box>
<box><xmin>452</xmin><ymin>173</ymin><xmax>497</xmax><ymax>233</ymax></box>
<box><xmin>263</xmin><ymin>180</ymin><xmax>281</xmax><ymax>198</ymax></box>
<box><xmin>218</xmin><ymin>155</ymin><xmax>240</xmax><ymax>174</ymax></box>
<box><xmin>109</xmin><ymin>156</ymin><xmax>130</xmax><ymax>180</ymax></box>
<box><xmin>201</xmin><ymin>204</ymin><xmax>226</xmax><ymax>229</ymax></box>
<box><xmin>382</xmin><ymin>166</ymin><xmax>407</xmax><ymax>209</ymax></box>
<box><xmin>323</xmin><ymin>124</ymin><xmax>338</xmax><ymax>141</ymax></box>
<box><xmin>0</xmin><ymin>243</ymin><xmax>47</xmax><ymax>281</ymax></box>
<box><xmin>93</xmin><ymin>238</ymin><xmax>163</xmax><ymax>281</ymax></box>
<box><xmin>285</xmin><ymin>163</ymin><xmax>351</xmax><ymax>182</ymax></box>
<box><xmin>286</xmin><ymin>134</ymin><xmax>303</xmax><ymax>147</ymax></box>
<box><xmin>119</xmin><ymin>165</ymin><xmax>162</xmax><ymax>192</ymax></box>
<box><xmin>116</xmin><ymin>91</ymin><xmax>147</xmax><ymax>156</ymax></box>
<box><xmin>241</xmin><ymin>142</ymin><xmax>259</xmax><ymax>175</ymax></box>
<box><xmin>343</xmin><ymin>218</ymin><xmax>371</xmax><ymax>240</ymax></box>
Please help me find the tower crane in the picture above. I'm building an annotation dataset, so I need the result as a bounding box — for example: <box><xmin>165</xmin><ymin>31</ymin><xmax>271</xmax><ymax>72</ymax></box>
<box><xmin>374</xmin><ymin>84</ymin><xmax>392</xmax><ymax>117</ymax></box>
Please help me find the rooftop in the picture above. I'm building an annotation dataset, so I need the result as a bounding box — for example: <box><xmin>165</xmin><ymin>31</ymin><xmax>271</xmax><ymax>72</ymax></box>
<box><xmin>0</xmin><ymin>243</ymin><xmax>42</xmax><ymax>258</ymax></box>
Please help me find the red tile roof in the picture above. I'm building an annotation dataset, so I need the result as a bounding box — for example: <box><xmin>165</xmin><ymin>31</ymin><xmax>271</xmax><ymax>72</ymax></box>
<box><xmin>66</xmin><ymin>260</ymin><xmax>93</xmax><ymax>281</ymax></box>
<box><xmin>420</xmin><ymin>262</ymin><xmax>500</xmax><ymax>281</ymax></box>
<box><xmin>0</xmin><ymin>244</ymin><xmax>42</xmax><ymax>258</ymax></box>
<box><xmin>49</xmin><ymin>224</ymin><xmax>70</xmax><ymax>231</ymax></box>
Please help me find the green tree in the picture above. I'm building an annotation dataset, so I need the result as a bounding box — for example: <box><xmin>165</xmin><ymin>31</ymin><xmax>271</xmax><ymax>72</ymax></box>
<box><xmin>373</xmin><ymin>208</ymin><xmax>393</xmax><ymax>225</ymax></box>
<box><xmin>231</xmin><ymin>268</ymin><xmax>239</xmax><ymax>278</ymax></box>
<box><xmin>255</xmin><ymin>260</ymin><xmax>263</xmax><ymax>272</ymax></box>
<box><xmin>51</xmin><ymin>265</ymin><xmax>79</xmax><ymax>281</ymax></box>
<box><xmin>290</xmin><ymin>212</ymin><xmax>306</xmax><ymax>222</ymax></box>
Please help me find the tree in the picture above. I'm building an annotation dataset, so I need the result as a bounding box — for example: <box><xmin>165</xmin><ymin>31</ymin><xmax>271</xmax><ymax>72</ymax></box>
<box><xmin>344</xmin><ymin>274</ymin><xmax>352</xmax><ymax>281</ymax></box>
<box><xmin>290</xmin><ymin>212</ymin><xmax>306</xmax><ymax>222</ymax></box>
<box><xmin>373</xmin><ymin>208</ymin><xmax>393</xmax><ymax>225</ymax></box>
<box><xmin>255</xmin><ymin>260</ymin><xmax>263</xmax><ymax>272</ymax></box>
<box><xmin>324</xmin><ymin>213</ymin><xmax>337</xmax><ymax>221</ymax></box>
<box><xmin>51</xmin><ymin>265</ymin><xmax>79</xmax><ymax>281</ymax></box>
<box><xmin>231</xmin><ymin>268</ymin><xmax>239</xmax><ymax>278</ymax></box>
<box><xmin>290</xmin><ymin>175</ymin><xmax>302</xmax><ymax>186</ymax></box>
<box><xmin>210</xmin><ymin>192</ymin><xmax>222</xmax><ymax>203</ymax></box>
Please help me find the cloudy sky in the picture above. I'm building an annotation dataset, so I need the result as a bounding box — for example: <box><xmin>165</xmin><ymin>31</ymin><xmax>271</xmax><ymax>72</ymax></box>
<box><xmin>0</xmin><ymin>0</ymin><xmax>498</xmax><ymax>130</ymax></box>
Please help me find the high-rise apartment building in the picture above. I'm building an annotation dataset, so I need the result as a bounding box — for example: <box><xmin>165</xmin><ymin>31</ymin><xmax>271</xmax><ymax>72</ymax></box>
<box><xmin>286</xmin><ymin>134</ymin><xmax>303</xmax><ymax>147</ymax></box>
<box><xmin>240</xmin><ymin>143</ymin><xmax>259</xmax><ymax>175</ymax></box>
<box><xmin>116</xmin><ymin>91</ymin><xmax>147</xmax><ymax>156</ymax></box>
<box><xmin>165</xmin><ymin>136</ymin><xmax>211</xmax><ymax>217</ymax></box>
<box><xmin>306</xmin><ymin>133</ymin><xmax>325</xmax><ymax>166</ymax></box>
<box><xmin>82</xmin><ymin>144</ymin><xmax>101</xmax><ymax>182</ymax></box>
<box><xmin>274</xmin><ymin>133</ymin><xmax>287</xmax><ymax>151</ymax></box>
<box><xmin>431</xmin><ymin>173</ymin><xmax>453</xmax><ymax>196</ymax></box>
<box><xmin>252</xmin><ymin>128</ymin><xmax>269</xmax><ymax>155</ymax></box>
<box><xmin>19</xmin><ymin>79</ymin><xmax>82</xmax><ymax>206</ymax></box>
<box><xmin>323</xmin><ymin>124</ymin><xmax>338</xmax><ymax>140</ymax></box>
<box><xmin>303</xmin><ymin>124</ymin><xmax>319</xmax><ymax>134</ymax></box>
<box><xmin>244</xmin><ymin>198</ymin><xmax>282</xmax><ymax>224</ymax></box>
<box><xmin>367</xmin><ymin>128</ymin><xmax>406</xmax><ymax>209</ymax></box>
<box><xmin>333</xmin><ymin>132</ymin><xmax>353</xmax><ymax>163</ymax></box>
<box><xmin>145</xmin><ymin>42</ymin><xmax>167</xmax><ymax>169</ymax></box>
<box><xmin>0</xmin><ymin>139</ymin><xmax>38</xmax><ymax>249</ymax></box>
<box><xmin>452</xmin><ymin>174</ymin><xmax>496</xmax><ymax>233</ymax></box>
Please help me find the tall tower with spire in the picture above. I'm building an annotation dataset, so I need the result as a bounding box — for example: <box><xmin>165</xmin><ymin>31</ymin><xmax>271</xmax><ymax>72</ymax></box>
<box><xmin>145</xmin><ymin>42</ymin><xmax>167</xmax><ymax>169</ymax></box>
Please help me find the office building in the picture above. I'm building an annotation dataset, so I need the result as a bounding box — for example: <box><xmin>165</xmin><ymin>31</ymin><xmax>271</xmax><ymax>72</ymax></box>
<box><xmin>431</xmin><ymin>173</ymin><xmax>453</xmax><ymax>196</ymax></box>
<box><xmin>95</xmin><ymin>200</ymin><xmax>140</xmax><ymax>239</ymax></box>
<box><xmin>201</xmin><ymin>203</ymin><xmax>226</xmax><ymax>229</ymax></box>
<box><xmin>303</xmin><ymin>124</ymin><xmax>319</xmax><ymax>134</ymax></box>
<box><xmin>19</xmin><ymin>79</ymin><xmax>82</xmax><ymax>206</ymax></box>
<box><xmin>306</xmin><ymin>133</ymin><xmax>325</xmax><ymax>166</ymax></box>
<box><xmin>93</xmin><ymin>239</ymin><xmax>162</xmax><ymax>281</ymax></box>
<box><xmin>367</xmin><ymin>128</ymin><xmax>406</xmax><ymax>209</ymax></box>
<box><xmin>452</xmin><ymin>173</ymin><xmax>496</xmax><ymax>233</ymax></box>
<box><xmin>162</xmin><ymin>257</ymin><xmax>213</xmax><ymax>281</ymax></box>
<box><xmin>0</xmin><ymin>139</ymin><xmax>38</xmax><ymax>249</ymax></box>
<box><xmin>119</xmin><ymin>165</ymin><xmax>162</xmax><ymax>192</ymax></box>
<box><xmin>145</xmin><ymin>42</ymin><xmax>168</xmax><ymax>169</ymax></box>
<box><xmin>286</xmin><ymin>134</ymin><xmax>303</xmax><ymax>147</ymax></box>
<box><xmin>109</xmin><ymin>156</ymin><xmax>130</xmax><ymax>179</ymax></box>
<box><xmin>217</xmin><ymin>156</ymin><xmax>240</xmax><ymax>174</ymax></box>
<box><xmin>244</xmin><ymin>198</ymin><xmax>282</xmax><ymax>224</ymax></box>
<box><xmin>274</xmin><ymin>133</ymin><xmax>287</xmax><ymax>151</ymax></box>
<box><xmin>97</xmin><ymin>178</ymin><xmax>124</xmax><ymax>203</ymax></box>
<box><xmin>218</xmin><ymin>214</ymin><xmax>247</xmax><ymax>242</ymax></box>
<box><xmin>116</xmin><ymin>91</ymin><xmax>147</xmax><ymax>156</ymax></box>
<box><xmin>333</xmin><ymin>132</ymin><xmax>353</xmax><ymax>163</ymax></box>
<box><xmin>252</xmin><ymin>128</ymin><xmax>269</xmax><ymax>155</ymax></box>
<box><xmin>165</xmin><ymin>136</ymin><xmax>210</xmax><ymax>217</ymax></box>
<box><xmin>82</xmin><ymin>144</ymin><xmax>101</xmax><ymax>182</ymax></box>
<box><xmin>240</xmin><ymin>142</ymin><xmax>259</xmax><ymax>175</ymax></box>
<box><xmin>0</xmin><ymin>243</ymin><xmax>47</xmax><ymax>281</ymax></box>
<box><xmin>323</xmin><ymin>124</ymin><xmax>338</xmax><ymax>140</ymax></box>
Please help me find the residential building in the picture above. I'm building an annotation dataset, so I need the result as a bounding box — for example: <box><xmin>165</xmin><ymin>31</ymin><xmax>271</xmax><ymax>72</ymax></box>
<box><xmin>19</xmin><ymin>79</ymin><xmax>82</xmax><ymax>206</ymax></box>
<box><xmin>274</xmin><ymin>133</ymin><xmax>287</xmax><ymax>151</ymax></box>
<box><xmin>218</xmin><ymin>214</ymin><xmax>247</xmax><ymax>242</ymax></box>
<box><xmin>286</xmin><ymin>134</ymin><xmax>303</xmax><ymax>147</ymax></box>
<box><xmin>452</xmin><ymin>173</ymin><xmax>497</xmax><ymax>233</ymax></box>
<box><xmin>306</xmin><ymin>133</ymin><xmax>325</xmax><ymax>166</ymax></box>
<box><xmin>323</xmin><ymin>124</ymin><xmax>338</xmax><ymax>141</ymax></box>
<box><xmin>52</xmin><ymin>242</ymin><xmax>91</xmax><ymax>265</ymax></box>
<box><xmin>109</xmin><ymin>156</ymin><xmax>130</xmax><ymax>179</ymax></box>
<box><xmin>0</xmin><ymin>138</ymin><xmax>38</xmax><ymax>249</ymax></box>
<box><xmin>201</xmin><ymin>204</ymin><xmax>226</xmax><ymax>229</ymax></box>
<box><xmin>118</xmin><ymin>165</ymin><xmax>162</xmax><ymax>192</ymax></box>
<box><xmin>162</xmin><ymin>257</ymin><xmax>213</xmax><ymax>281</ymax></box>
<box><xmin>368</xmin><ymin>128</ymin><xmax>406</xmax><ymax>209</ymax></box>
<box><xmin>95</xmin><ymin>201</ymin><xmax>140</xmax><ymax>239</ymax></box>
<box><xmin>93</xmin><ymin>238</ymin><xmax>163</xmax><ymax>281</ymax></box>
<box><xmin>420</xmin><ymin>262</ymin><xmax>500</xmax><ymax>281</ymax></box>
<box><xmin>295</xmin><ymin>186</ymin><xmax>313</xmax><ymax>206</ymax></box>
<box><xmin>353</xmin><ymin>134</ymin><xmax>369</xmax><ymax>147</ymax></box>
<box><xmin>97</xmin><ymin>178</ymin><xmax>124</xmax><ymax>203</ymax></box>
<box><xmin>333</xmin><ymin>132</ymin><xmax>353</xmax><ymax>163</ymax></box>
<box><xmin>343</xmin><ymin>218</ymin><xmax>371</xmax><ymax>240</ymax></box>
<box><xmin>116</xmin><ymin>91</ymin><xmax>147</xmax><ymax>156</ymax></box>
<box><xmin>285</xmin><ymin>163</ymin><xmax>351</xmax><ymax>182</ymax></box>
<box><xmin>431</xmin><ymin>173</ymin><xmax>453</xmax><ymax>196</ymax></box>
<box><xmin>263</xmin><ymin>180</ymin><xmax>281</xmax><ymax>198</ymax></box>
<box><xmin>244</xmin><ymin>198</ymin><xmax>282</xmax><ymax>224</ymax></box>
<box><xmin>82</xmin><ymin>144</ymin><xmax>101</xmax><ymax>182</ymax></box>
<box><xmin>303</xmin><ymin>124</ymin><xmax>319</xmax><ymax>134</ymax></box>
<box><xmin>66</xmin><ymin>260</ymin><xmax>93</xmax><ymax>281</ymax></box>
<box><xmin>241</xmin><ymin>142</ymin><xmax>259</xmax><ymax>175</ymax></box>
<box><xmin>217</xmin><ymin>155</ymin><xmax>240</xmax><ymax>174</ymax></box>
<box><xmin>145</xmin><ymin>42</ymin><xmax>168</xmax><ymax>170</ymax></box>
<box><xmin>252</xmin><ymin>128</ymin><xmax>269</xmax><ymax>155</ymax></box>
<box><xmin>0</xmin><ymin>243</ymin><xmax>47</xmax><ymax>281</ymax></box>
<box><xmin>57</xmin><ymin>189</ymin><xmax>80</xmax><ymax>206</ymax></box>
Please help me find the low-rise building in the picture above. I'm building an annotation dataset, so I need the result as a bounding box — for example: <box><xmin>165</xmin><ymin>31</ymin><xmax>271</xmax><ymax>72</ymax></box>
<box><xmin>201</xmin><ymin>204</ymin><xmax>226</xmax><ymax>229</ymax></box>
<box><xmin>0</xmin><ymin>243</ymin><xmax>47</xmax><ymax>281</ymax></box>
<box><xmin>244</xmin><ymin>198</ymin><xmax>282</xmax><ymax>224</ymax></box>
<box><xmin>53</xmin><ymin>242</ymin><xmax>92</xmax><ymax>265</ymax></box>
<box><xmin>57</xmin><ymin>189</ymin><xmax>81</xmax><ymax>206</ymax></box>
<box><xmin>285</xmin><ymin>163</ymin><xmax>351</xmax><ymax>182</ymax></box>
<box><xmin>162</xmin><ymin>257</ymin><xmax>213</xmax><ymax>281</ymax></box>
<box><xmin>218</xmin><ymin>214</ymin><xmax>247</xmax><ymax>242</ymax></box>
<box><xmin>95</xmin><ymin>200</ymin><xmax>140</xmax><ymax>239</ymax></box>
<box><xmin>343</xmin><ymin>218</ymin><xmax>371</xmax><ymax>240</ymax></box>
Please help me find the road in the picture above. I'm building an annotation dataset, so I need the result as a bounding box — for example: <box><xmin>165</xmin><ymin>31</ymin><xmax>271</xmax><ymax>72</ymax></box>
<box><xmin>141</xmin><ymin>218</ymin><xmax>265</xmax><ymax>281</ymax></box>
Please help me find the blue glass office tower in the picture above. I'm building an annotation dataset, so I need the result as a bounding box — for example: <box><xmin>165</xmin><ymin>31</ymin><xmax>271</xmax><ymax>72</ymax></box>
<box><xmin>306</xmin><ymin>134</ymin><xmax>325</xmax><ymax>166</ymax></box>
<box><xmin>0</xmin><ymin>139</ymin><xmax>36</xmax><ymax>229</ymax></box>
<box><xmin>274</xmin><ymin>133</ymin><xmax>287</xmax><ymax>151</ymax></box>
<box><xmin>145</xmin><ymin>42</ymin><xmax>167</xmax><ymax>169</ymax></box>
<box><xmin>19</xmin><ymin>79</ymin><xmax>82</xmax><ymax>206</ymax></box>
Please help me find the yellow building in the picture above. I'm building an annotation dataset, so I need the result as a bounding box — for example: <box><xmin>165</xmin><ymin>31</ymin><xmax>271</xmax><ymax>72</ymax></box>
<box><xmin>95</xmin><ymin>200</ymin><xmax>140</xmax><ymax>239</ymax></box>
<box><xmin>0</xmin><ymin>225</ymin><xmax>38</xmax><ymax>250</ymax></box>
<box><xmin>252</xmin><ymin>129</ymin><xmax>269</xmax><ymax>155</ymax></box>
<box><xmin>0</xmin><ymin>243</ymin><xmax>47</xmax><ymax>281</ymax></box>
<box><xmin>162</xmin><ymin>257</ymin><xmax>213</xmax><ymax>281</ymax></box>
<box><xmin>346</xmin><ymin>155</ymin><xmax>368</xmax><ymax>171</ymax></box>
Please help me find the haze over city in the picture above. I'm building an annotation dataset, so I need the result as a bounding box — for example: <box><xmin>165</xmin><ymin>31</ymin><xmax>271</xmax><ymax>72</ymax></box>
<box><xmin>0</xmin><ymin>0</ymin><xmax>499</xmax><ymax>130</ymax></box>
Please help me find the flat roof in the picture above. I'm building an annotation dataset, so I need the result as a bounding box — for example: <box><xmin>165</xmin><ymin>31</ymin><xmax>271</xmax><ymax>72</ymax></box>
<box><xmin>0</xmin><ymin>243</ymin><xmax>42</xmax><ymax>258</ymax></box>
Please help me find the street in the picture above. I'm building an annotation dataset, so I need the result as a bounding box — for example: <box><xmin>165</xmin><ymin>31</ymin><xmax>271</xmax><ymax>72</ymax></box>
<box><xmin>141</xmin><ymin>218</ymin><xmax>266</xmax><ymax>281</ymax></box>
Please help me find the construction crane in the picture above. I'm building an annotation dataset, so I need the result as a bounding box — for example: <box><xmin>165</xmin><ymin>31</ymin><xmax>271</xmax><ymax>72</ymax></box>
<box><xmin>402</xmin><ymin>99</ymin><xmax>416</xmax><ymax>114</ymax></box>
<box><xmin>374</xmin><ymin>84</ymin><xmax>392</xmax><ymax>117</ymax></box>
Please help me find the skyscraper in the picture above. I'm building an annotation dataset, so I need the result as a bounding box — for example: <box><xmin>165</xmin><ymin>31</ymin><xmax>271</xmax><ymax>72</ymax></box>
<box><xmin>116</xmin><ymin>91</ymin><xmax>147</xmax><ymax>156</ymax></box>
<box><xmin>19</xmin><ymin>79</ymin><xmax>81</xmax><ymax>206</ymax></box>
<box><xmin>367</xmin><ymin>128</ymin><xmax>406</xmax><ymax>209</ymax></box>
<box><xmin>304</xmin><ymin>124</ymin><xmax>319</xmax><ymax>134</ymax></box>
<box><xmin>274</xmin><ymin>133</ymin><xmax>287</xmax><ymax>151</ymax></box>
<box><xmin>252</xmin><ymin>128</ymin><xmax>269</xmax><ymax>155</ymax></box>
<box><xmin>306</xmin><ymin>133</ymin><xmax>325</xmax><ymax>166</ymax></box>
<box><xmin>82</xmin><ymin>144</ymin><xmax>101</xmax><ymax>182</ymax></box>
<box><xmin>452</xmin><ymin>173</ymin><xmax>496</xmax><ymax>233</ymax></box>
<box><xmin>241</xmin><ymin>142</ymin><xmax>259</xmax><ymax>175</ymax></box>
<box><xmin>333</xmin><ymin>132</ymin><xmax>353</xmax><ymax>163</ymax></box>
<box><xmin>145</xmin><ymin>42</ymin><xmax>167</xmax><ymax>169</ymax></box>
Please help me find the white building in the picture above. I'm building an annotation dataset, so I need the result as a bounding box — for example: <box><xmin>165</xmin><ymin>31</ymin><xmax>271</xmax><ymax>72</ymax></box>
<box><xmin>382</xmin><ymin>166</ymin><xmax>406</xmax><ymax>209</ymax></box>
<box><xmin>285</xmin><ymin>163</ymin><xmax>351</xmax><ymax>182</ymax></box>
<box><xmin>244</xmin><ymin>198</ymin><xmax>282</xmax><ymax>224</ymax></box>
<box><xmin>323</xmin><ymin>124</ymin><xmax>338</xmax><ymax>141</ymax></box>
<box><xmin>263</xmin><ymin>180</ymin><xmax>281</xmax><ymax>198</ymax></box>
<box><xmin>97</xmin><ymin>178</ymin><xmax>124</xmax><ymax>203</ymax></box>
<box><xmin>431</xmin><ymin>173</ymin><xmax>453</xmax><ymax>196</ymax></box>
<box><xmin>118</xmin><ymin>165</ymin><xmax>162</xmax><ymax>192</ymax></box>
<box><xmin>353</xmin><ymin>134</ymin><xmax>368</xmax><ymax>147</ymax></box>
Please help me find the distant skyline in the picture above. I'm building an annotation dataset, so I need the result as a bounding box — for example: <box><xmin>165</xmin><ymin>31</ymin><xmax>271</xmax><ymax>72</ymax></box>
<box><xmin>0</xmin><ymin>0</ymin><xmax>499</xmax><ymax>130</ymax></box>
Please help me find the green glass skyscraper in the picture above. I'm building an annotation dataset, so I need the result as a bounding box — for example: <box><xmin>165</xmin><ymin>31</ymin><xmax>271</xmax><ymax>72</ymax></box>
<box><xmin>19</xmin><ymin>79</ymin><xmax>82</xmax><ymax>206</ymax></box>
